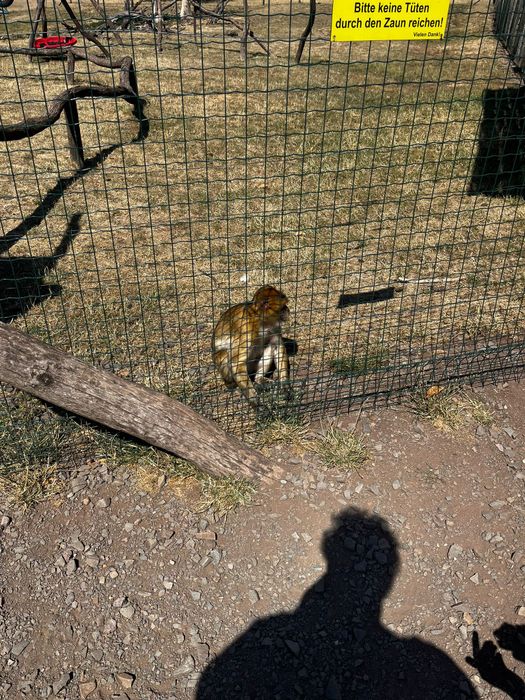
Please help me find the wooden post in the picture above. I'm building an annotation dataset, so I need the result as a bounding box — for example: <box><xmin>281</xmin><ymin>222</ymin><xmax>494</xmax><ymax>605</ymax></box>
<box><xmin>64</xmin><ymin>99</ymin><xmax>84</xmax><ymax>168</ymax></box>
<box><xmin>240</xmin><ymin>0</ymin><xmax>249</xmax><ymax>61</ymax></box>
<box><xmin>0</xmin><ymin>323</ymin><xmax>282</xmax><ymax>483</ymax></box>
<box><xmin>66</xmin><ymin>50</ymin><xmax>76</xmax><ymax>85</ymax></box>
<box><xmin>29</xmin><ymin>0</ymin><xmax>45</xmax><ymax>58</ymax></box>
<box><xmin>41</xmin><ymin>0</ymin><xmax>48</xmax><ymax>38</ymax></box>
<box><xmin>295</xmin><ymin>0</ymin><xmax>316</xmax><ymax>64</ymax></box>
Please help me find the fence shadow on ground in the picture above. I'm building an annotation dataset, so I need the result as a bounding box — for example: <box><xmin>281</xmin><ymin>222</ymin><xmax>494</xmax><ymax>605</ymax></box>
<box><xmin>195</xmin><ymin>507</ymin><xmax>479</xmax><ymax>699</ymax></box>
<box><xmin>0</xmin><ymin>212</ymin><xmax>82</xmax><ymax>323</ymax></box>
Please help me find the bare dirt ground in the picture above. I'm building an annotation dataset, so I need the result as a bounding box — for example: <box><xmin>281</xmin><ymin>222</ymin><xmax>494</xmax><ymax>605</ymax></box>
<box><xmin>1</xmin><ymin>378</ymin><xmax>525</xmax><ymax>699</ymax></box>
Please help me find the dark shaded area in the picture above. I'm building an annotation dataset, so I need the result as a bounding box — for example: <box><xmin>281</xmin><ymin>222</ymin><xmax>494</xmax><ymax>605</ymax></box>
<box><xmin>338</xmin><ymin>287</ymin><xmax>396</xmax><ymax>308</ymax></box>
<box><xmin>469</xmin><ymin>86</ymin><xmax>525</xmax><ymax>198</ymax></box>
<box><xmin>0</xmin><ymin>212</ymin><xmax>82</xmax><ymax>323</ymax></box>
<box><xmin>197</xmin><ymin>508</ymin><xmax>478</xmax><ymax>699</ymax></box>
<box><xmin>0</xmin><ymin>146</ymin><xmax>118</xmax><ymax>256</ymax></box>
<box><xmin>246</xmin><ymin>337</ymin><xmax>298</xmax><ymax>383</ymax></box>
<box><xmin>466</xmin><ymin>626</ymin><xmax>525</xmax><ymax>699</ymax></box>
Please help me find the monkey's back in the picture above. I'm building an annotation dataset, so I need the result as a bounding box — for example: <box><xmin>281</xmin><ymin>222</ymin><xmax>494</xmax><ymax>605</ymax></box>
<box><xmin>212</xmin><ymin>302</ymin><xmax>258</xmax><ymax>355</ymax></box>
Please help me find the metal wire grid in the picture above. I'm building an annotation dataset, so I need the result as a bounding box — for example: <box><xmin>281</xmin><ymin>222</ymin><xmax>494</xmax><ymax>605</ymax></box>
<box><xmin>0</xmin><ymin>0</ymin><xmax>524</xmax><ymax>436</ymax></box>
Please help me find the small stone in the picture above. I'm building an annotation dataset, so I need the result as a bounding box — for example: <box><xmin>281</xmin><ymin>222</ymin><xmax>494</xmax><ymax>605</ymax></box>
<box><xmin>119</xmin><ymin>605</ymin><xmax>134</xmax><ymax>619</ymax></box>
<box><xmin>194</xmin><ymin>643</ymin><xmax>210</xmax><ymax>661</ymax></box>
<box><xmin>392</xmin><ymin>480</ymin><xmax>401</xmax><ymax>490</ymax></box>
<box><xmin>163</xmin><ymin>580</ymin><xmax>174</xmax><ymax>591</ymax></box>
<box><xmin>209</xmin><ymin>550</ymin><xmax>221</xmax><ymax>565</ymax></box>
<box><xmin>79</xmin><ymin>680</ymin><xmax>97</xmax><ymax>699</ymax></box>
<box><xmin>52</xmin><ymin>672</ymin><xmax>72</xmax><ymax>695</ymax></box>
<box><xmin>84</xmin><ymin>555</ymin><xmax>99</xmax><ymax>568</ymax></box>
<box><xmin>355</xmin><ymin>483</ymin><xmax>364</xmax><ymax>494</ymax></box>
<box><xmin>489</xmin><ymin>500</ymin><xmax>506</xmax><ymax>509</ymax></box>
<box><xmin>116</xmin><ymin>672</ymin><xmax>135</xmax><ymax>689</ymax></box>
<box><xmin>96</xmin><ymin>498</ymin><xmax>111</xmax><ymax>509</ymax></box>
<box><xmin>55</xmin><ymin>554</ymin><xmax>68</xmax><ymax>568</ymax></box>
<box><xmin>66</xmin><ymin>558</ymin><xmax>78</xmax><ymax>575</ymax></box>
<box><xmin>10</xmin><ymin>640</ymin><xmax>29</xmax><ymax>657</ymax></box>
<box><xmin>447</xmin><ymin>544</ymin><xmax>463</xmax><ymax>560</ymax></box>
<box><xmin>1</xmin><ymin>515</ymin><xmax>12</xmax><ymax>527</ymax></box>
<box><xmin>285</xmin><ymin>639</ymin><xmax>300</xmax><ymax>656</ymax></box>
<box><xmin>248</xmin><ymin>589</ymin><xmax>260</xmax><ymax>604</ymax></box>
<box><xmin>301</xmin><ymin>533</ymin><xmax>312</xmax><ymax>543</ymax></box>
<box><xmin>190</xmin><ymin>591</ymin><xmax>201</xmax><ymax>601</ymax></box>
<box><xmin>195</xmin><ymin>531</ymin><xmax>217</xmax><ymax>541</ymax></box>
<box><xmin>103</xmin><ymin>618</ymin><xmax>117</xmax><ymax>634</ymax></box>
<box><xmin>172</xmin><ymin>656</ymin><xmax>195</xmax><ymax>678</ymax></box>
<box><xmin>517</xmin><ymin>607</ymin><xmax>525</xmax><ymax>617</ymax></box>
<box><xmin>469</xmin><ymin>573</ymin><xmax>480</xmax><ymax>584</ymax></box>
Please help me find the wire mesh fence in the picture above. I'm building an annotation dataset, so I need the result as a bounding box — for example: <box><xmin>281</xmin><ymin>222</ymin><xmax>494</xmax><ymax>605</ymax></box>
<box><xmin>0</xmin><ymin>0</ymin><xmax>524</xmax><ymax>440</ymax></box>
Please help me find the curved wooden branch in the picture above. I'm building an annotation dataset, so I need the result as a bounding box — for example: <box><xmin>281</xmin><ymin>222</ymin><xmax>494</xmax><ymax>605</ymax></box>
<box><xmin>191</xmin><ymin>0</ymin><xmax>269</xmax><ymax>56</ymax></box>
<box><xmin>0</xmin><ymin>48</ymin><xmax>148</xmax><ymax>160</ymax></box>
<box><xmin>295</xmin><ymin>0</ymin><xmax>316</xmax><ymax>64</ymax></box>
<box><xmin>0</xmin><ymin>83</ymin><xmax>137</xmax><ymax>141</ymax></box>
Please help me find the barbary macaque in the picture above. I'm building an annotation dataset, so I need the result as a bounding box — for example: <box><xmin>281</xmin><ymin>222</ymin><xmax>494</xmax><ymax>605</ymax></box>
<box><xmin>212</xmin><ymin>285</ymin><xmax>291</xmax><ymax>405</ymax></box>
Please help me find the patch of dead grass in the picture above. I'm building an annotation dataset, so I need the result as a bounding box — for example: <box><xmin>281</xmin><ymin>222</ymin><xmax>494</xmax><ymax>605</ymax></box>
<box><xmin>409</xmin><ymin>385</ymin><xmax>494</xmax><ymax>431</ymax></box>
<box><xmin>310</xmin><ymin>423</ymin><xmax>368</xmax><ymax>471</ymax></box>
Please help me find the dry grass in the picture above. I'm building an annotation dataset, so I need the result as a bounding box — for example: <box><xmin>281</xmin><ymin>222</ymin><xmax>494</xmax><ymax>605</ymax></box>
<box><xmin>409</xmin><ymin>384</ymin><xmax>494</xmax><ymax>430</ymax></box>
<box><xmin>253</xmin><ymin>416</ymin><xmax>310</xmax><ymax>448</ymax></box>
<box><xmin>311</xmin><ymin>423</ymin><xmax>368</xmax><ymax>471</ymax></box>
<box><xmin>0</xmin><ymin>390</ymin><xmax>254</xmax><ymax>512</ymax></box>
<box><xmin>0</xmin><ymin>0</ymin><xmax>524</xmax><ymax>436</ymax></box>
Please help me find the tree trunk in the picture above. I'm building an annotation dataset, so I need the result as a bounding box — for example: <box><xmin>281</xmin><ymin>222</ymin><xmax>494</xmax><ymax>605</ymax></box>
<box><xmin>180</xmin><ymin>0</ymin><xmax>192</xmax><ymax>18</ymax></box>
<box><xmin>0</xmin><ymin>323</ymin><xmax>282</xmax><ymax>483</ymax></box>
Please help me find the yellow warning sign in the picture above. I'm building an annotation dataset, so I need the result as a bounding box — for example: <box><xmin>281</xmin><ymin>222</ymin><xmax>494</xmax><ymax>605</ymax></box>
<box><xmin>331</xmin><ymin>0</ymin><xmax>451</xmax><ymax>42</ymax></box>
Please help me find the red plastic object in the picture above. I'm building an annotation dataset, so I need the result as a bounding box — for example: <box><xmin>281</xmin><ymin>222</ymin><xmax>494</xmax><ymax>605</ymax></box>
<box><xmin>34</xmin><ymin>36</ymin><xmax>77</xmax><ymax>50</ymax></box>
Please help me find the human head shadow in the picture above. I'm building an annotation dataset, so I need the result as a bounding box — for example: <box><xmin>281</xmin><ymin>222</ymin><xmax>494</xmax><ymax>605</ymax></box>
<box><xmin>0</xmin><ymin>212</ymin><xmax>82</xmax><ymax>323</ymax></box>
<box><xmin>466</xmin><ymin>625</ymin><xmax>525</xmax><ymax>699</ymax></box>
<box><xmin>196</xmin><ymin>507</ymin><xmax>478</xmax><ymax>699</ymax></box>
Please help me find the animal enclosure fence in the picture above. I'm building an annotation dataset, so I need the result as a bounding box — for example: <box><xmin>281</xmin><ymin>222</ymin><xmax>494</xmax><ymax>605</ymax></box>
<box><xmin>493</xmin><ymin>0</ymin><xmax>525</xmax><ymax>72</ymax></box>
<box><xmin>0</xmin><ymin>0</ymin><xmax>524</xmax><ymax>442</ymax></box>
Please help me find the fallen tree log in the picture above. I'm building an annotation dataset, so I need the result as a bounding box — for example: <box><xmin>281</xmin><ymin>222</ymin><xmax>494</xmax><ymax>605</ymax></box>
<box><xmin>0</xmin><ymin>322</ymin><xmax>282</xmax><ymax>484</ymax></box>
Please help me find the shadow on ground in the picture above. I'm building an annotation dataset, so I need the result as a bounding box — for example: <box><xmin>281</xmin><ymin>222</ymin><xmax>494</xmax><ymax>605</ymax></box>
<box><xmin>0</xmin><ymin>212</ymin><xmax>82</xmax><ymax>323</ymax></box>
<box><xmin>196</xmin><ymin>507</ymin><xmax>479</xmax><ymax>699</ymax></box>
<box><xmin>469</xmin><ymin>85</ymin><xmax>525</xmax><ymax>199</ymax></box>
<box><xmin>466</xmin><ymin>624</ymin><xmax>525</xmax><ymax>699</ymax></box>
